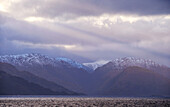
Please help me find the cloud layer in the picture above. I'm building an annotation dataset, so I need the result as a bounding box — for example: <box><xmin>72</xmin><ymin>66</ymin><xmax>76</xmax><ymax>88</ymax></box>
<box><xmin>0</xmin><ymin>0</ymin><xmax>170</xmax><ymax>66</ymax></box>
<box><xmin>1</xmin><ymin>0</ymin><xmax>170</xmax><ymax>18</ymax></box>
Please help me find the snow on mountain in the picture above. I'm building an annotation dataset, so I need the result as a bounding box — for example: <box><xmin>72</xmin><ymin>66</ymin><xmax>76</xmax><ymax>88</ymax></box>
<box><xmin>110</xmin><ymin>57</ymin><xmax>164</xmax><ymax>71</ymax></box>
<box><xmin>0</xmin><ymin>54</ymin><xmax>167</xmax><ymax>73</ymax></box>
<box><xmin>56</xmin><ymin>57</ymin><xmax>84</xmax><ymax>69</ymax></box>
<box><xmin>0</xmin><ymin>53</ymin><xmax>55</xmax><ymax>66</ymax></box>
<box><xmin>83</xmin><ymin>60</ymin><xmax>110</xmax><ymax>70</ymax></box>
<box><xmin>55</xmin><ymin>57</ymin><xmax>91</xmax><ymax>71</ymax></box>
<box><xmin>0</xmin><ymin>53</ymin><xmax>88</xmax><ymax>71</ymax></box>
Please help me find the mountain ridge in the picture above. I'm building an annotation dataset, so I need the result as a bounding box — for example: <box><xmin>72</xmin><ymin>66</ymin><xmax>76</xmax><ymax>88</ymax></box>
<box><xmin>0</xmin><ymin>53</ymin><xmax>168</xmax><ymax>70</ymax></box>
<box><xmin>0</xmin><ymin>53</ymin><xmax>91</xmax><ymax>93</ymax></box>
<box><xmin>0</xmin><ymin>53</ymin><xmax>169</xmax><ymax>96</ymax></box>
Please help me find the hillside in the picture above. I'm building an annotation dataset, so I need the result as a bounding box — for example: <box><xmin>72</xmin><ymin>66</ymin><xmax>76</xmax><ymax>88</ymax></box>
<box><xmin>0</xmin><ymin>62</ymin><xmax>78</xmax><ymax>95</ymax></box>
<box><xmin>0</xmin><ymin>54</ymin><xmax>170</xmax><ymax>97</ymax></box>
<box><xmin>0</xmin><ymin>71</ymin><xmax>64</xmax><ymax>95</ymax></box>
<box><xmin>94</xmin><ymin>66</ymin><xmax>170</xmax><ymax>97</ymax></box>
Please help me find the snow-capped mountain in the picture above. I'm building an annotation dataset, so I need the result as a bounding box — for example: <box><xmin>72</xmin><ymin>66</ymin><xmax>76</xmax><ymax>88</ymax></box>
<box><xmin>55</xmin><ymin>57</ymin><xmax>91</xmax><ymax>72</ymax></box>
<box><xmin>93</xmin><ymin>57</ymin><xmax>170</xmax><ymax>79</ymax></box>
<box><xmin>83</xmin><ymin>60</ymin><xmax>110</xmax><ymax>70</ymax></box>
<box><xmin>0</xmin><ymin>54</ymin><xmax>170</xmax><ymax>96</ymax></box>
<box><xmin>109</xmin><ymin>57</ymin><xmax>164</xmax><ymax>71</ymax></box>
<box><xmin>0</xmin><ymin>54</ymin><xmax>168</xmax><ymax>72</ymax></box>
<box><xmin>0</xmin><ymin>53</ymin><xmax>88</xmax><ymax>71</ymax></box>
<box><xmin>0</xmin><ymin>53</ymin><xmax>54</xmax><ymax>66</ymax></box>
<box><xmin>0</xmin><ymin>53</ymin><xmax>92</xmax><ymax>93</ymax></box>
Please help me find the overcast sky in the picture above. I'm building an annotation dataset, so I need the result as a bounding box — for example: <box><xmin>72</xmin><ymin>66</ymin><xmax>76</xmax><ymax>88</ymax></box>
<box><xmin>0</xmin><ymin>0</ymin><xmax>170</xmax><ymax>66</ymax></box>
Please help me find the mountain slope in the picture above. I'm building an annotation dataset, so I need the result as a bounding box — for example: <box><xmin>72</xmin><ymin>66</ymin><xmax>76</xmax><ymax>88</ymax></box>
<box><xmin>0</xmin><ymin>54</ymin><xmax>169</xmax><ymax>96</ymax></box>
<box><xmin>0</xmin><ymin>53</ymin><xmax>91</xmax><ymax>93</ymax></box>
<box><xmin>111</xmin><ymin>57</ymin><xmax>170</xmax><ymax>78</ymax></box>
<box><xmin>56</xmin><ymin>57</ymin><xmax>91</xmax><ymax>72</ymax></box>
<box><xmin>94</xmin><ymin>66</ymin><xmax>170</xmax><ymax>97</ymax></box>
<box><xmin>0</xmin><ymin>53</ymin><xmax>89</xmax><ymax>71</ymax></box>
<box><xmin>91</xmin><ymin>58</ymin><xmax>170</xmax><ymax>96</ymax></box>
<box><xmin>94</xmin><ymin>57</ymin><xmax>170</xmax><ymax>79</ymax></box>
<box><xmin>0</xmin><ymin>62</ymin><xmax>78</xmax><ymax>95</ymax></box>
<box><xmin>0</xmin><ymin>71</ymin><xmax>65</xmax><ymax>95</ymax></box>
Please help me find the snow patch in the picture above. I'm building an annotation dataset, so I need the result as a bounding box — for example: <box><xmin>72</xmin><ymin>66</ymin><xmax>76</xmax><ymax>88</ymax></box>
<box><xmin>0</xmin><ymin>53</ymin><xmax>89</xmax><ymax>71</ymax></box>
<box><xmin>110</xmin><ymin>57</ymin><xmax>162</xmax><ymax>71</ymax></box>
<box><xmin>83</xmin><ymin>60</ymin><xmax>110</xmax><ymax>70</ymax></box>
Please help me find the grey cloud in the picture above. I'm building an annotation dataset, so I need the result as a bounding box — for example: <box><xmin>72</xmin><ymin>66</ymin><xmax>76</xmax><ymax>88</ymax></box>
<box><xmin>37</xmin><ymin>0</ymin><xmax>170</xmax><ymax>18</ymax></box>
<box><xmin>0</xmin><ymin>39</ymin><xmax>93</xmax><ymax>63</ymax></box>
<box><xmin>0</xmin><ymin>16</ymin><xmax>98</xmax><ymax>46</ymax></box>
<box><xmin>7</xmin><ymin>0</ymin><xmax>170</xmax><ymax>19</ymax></box>
<box><xmin>56</xmin><ymin>23</ymin><xmax>128</xmax><ymax>45</ymax></box>
<box><xmin>0</xmin><ymin>6</ymin><xmax>170</xmax><ymax>66</ymax></box>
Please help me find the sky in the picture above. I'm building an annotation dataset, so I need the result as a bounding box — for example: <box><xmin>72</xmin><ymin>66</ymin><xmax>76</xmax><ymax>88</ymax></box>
<box><xmin>0</xmin><ymin>0</ymin><xmax>170</xmax><ymax>66</ymax></box>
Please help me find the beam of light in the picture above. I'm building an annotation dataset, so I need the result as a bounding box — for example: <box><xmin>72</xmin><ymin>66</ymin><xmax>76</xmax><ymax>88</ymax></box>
<box><xmin>24</xmin><ymin>17</ymin><xmax>54</xmax><ymax>22</ymax></box>
<box><xmin>12</xmin><ymin>40</ymin><xmax>77</xmax><ymax>50</ymax></box>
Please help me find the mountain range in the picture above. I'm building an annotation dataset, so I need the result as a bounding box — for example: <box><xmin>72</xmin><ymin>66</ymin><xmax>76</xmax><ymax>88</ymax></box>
<box><xmin>0</xmin><ymin>53</ymin><xmax>169</xmax><ymax>97</ymax></box>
